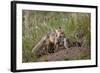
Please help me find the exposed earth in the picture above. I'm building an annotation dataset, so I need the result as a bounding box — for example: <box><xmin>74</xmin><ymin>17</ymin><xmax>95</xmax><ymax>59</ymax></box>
<box><xmin>36</xmin><ymin>47</ymin><xmax>90</xmax><ymax>62</ymax></box>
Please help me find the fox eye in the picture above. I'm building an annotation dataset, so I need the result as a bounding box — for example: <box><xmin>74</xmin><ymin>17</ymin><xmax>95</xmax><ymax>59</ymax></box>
<box><xmin>56</xmin><ymin>34</ymin><xmax>57</xmax><ymax>37</ymax></box>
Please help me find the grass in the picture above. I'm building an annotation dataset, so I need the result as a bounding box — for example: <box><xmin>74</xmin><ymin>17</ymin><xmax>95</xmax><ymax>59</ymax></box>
<box><xmin>22</xmin><ymin>10</ymin><xmax>91</xmax><ymax>63</ymax></box>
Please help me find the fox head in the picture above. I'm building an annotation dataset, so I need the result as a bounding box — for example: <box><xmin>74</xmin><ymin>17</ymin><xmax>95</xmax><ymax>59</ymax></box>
<box><xmin>55</xmin><ymin>27</ymin><xmax>64</xmax><ymax>39</ymax></box>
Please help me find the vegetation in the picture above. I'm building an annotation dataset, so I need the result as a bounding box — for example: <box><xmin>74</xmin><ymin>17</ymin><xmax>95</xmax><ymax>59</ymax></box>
<box><xmin>22</xmin><ymin>10</ymin><xmax>91</xmax><ymax>63</ymax></box>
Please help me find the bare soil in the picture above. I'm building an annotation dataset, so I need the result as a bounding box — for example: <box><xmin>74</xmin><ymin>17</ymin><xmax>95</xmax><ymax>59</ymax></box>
<box><xmin>37</xmin><ymin>47</ymin><xmax>90</xmax><ymax>62</ymax></box>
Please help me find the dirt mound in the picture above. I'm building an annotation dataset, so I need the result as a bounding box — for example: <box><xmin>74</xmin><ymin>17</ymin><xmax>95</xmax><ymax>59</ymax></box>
<box><xmin>37</xmin><ymin>47</ymin><xmax>90</xmax><ymax>62</ymax></box>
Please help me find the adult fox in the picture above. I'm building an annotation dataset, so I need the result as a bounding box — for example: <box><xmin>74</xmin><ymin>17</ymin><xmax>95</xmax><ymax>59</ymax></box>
<box><xmin>32</xmin><ymin>31</ymin><xmax>57</xmax><ymax>56</ymax></box>
<box><xmin>32</xmin><ymin>27</ymin><xmax>68</xmax><ymax>57</ymax></box>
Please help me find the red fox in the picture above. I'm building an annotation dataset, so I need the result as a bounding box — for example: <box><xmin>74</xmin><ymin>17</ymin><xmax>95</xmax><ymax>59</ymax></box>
<box><xmin>32</xmin><ymin>31</ymin><xmax>57</xmax><ymax>57</ymax></box>
<box><xmin>54</xmin><ymin>27</ymin><xmax>68</xmax><ymax>52</ymax></box>
<box><xmin>32</xmin><ymin>27</ymin><xmax>68</xmax><ymax>57</ymax></box>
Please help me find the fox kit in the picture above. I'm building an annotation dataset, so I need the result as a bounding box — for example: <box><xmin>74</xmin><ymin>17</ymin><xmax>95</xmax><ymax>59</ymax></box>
<box><xmin>55</xmin><ymin>27</ymin><xmax>69</xmax><ymax>51</ymax></box>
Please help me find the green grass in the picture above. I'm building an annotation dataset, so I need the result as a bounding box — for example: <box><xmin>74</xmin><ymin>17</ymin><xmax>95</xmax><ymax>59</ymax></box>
<box><xmin>22</xmin><ymin>10</ymin><xmax>91</xmax><ymax>63</ymax></box>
